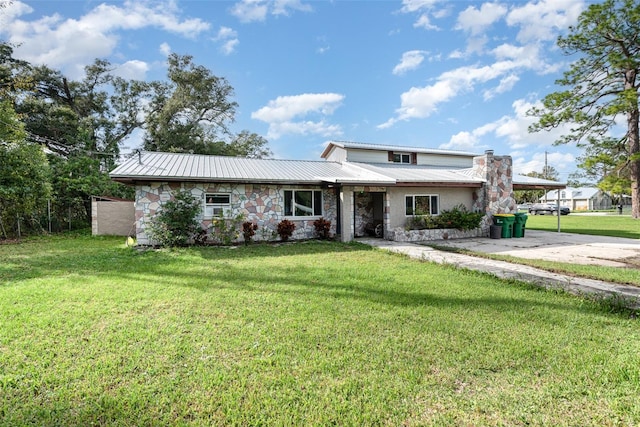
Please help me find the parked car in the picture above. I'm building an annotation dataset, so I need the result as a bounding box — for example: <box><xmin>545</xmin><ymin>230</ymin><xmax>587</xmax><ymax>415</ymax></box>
<box><xmin>528</xmin><ymin>203</ymin><xmax>570</xmax><ymax>215</ymax></box>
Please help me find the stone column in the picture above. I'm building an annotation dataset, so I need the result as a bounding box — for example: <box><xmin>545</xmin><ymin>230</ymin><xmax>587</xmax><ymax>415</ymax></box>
<box><xmin>340</xmin><ymin>186</ymin><xmax>354</xmax><ymax>242</ymax></box>
<box><xmin>472</xmin><ymin>150</ymin><xmax>517</xmax><ymax>231</ymax></box>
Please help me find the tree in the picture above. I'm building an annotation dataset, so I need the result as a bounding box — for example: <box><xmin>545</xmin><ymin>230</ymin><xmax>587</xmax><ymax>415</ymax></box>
<box><xmin>0</xmin><ymin>100</ymin><xmax>51</xmax><ymax>237</ymax></box>
<box><xmin>143</xmin><ymin>53</ymin><xmax>238</xmax><ymax>154</ymax></box>
<box><xmin>528</xmin><ymin>0</ymin><xmax>640</xmax><ymax>218</ymax></box>
<box><xmin>143</xmin><ymin>54</ymin><xmax>270</xmax><ymax>157</ymax></box>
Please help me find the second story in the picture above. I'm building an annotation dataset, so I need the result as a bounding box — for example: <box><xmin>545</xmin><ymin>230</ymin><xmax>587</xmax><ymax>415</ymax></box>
<box><xmin>320</xmin><ymin>141</ymin><xmax>477</xmax><ymax>169</ymax></box>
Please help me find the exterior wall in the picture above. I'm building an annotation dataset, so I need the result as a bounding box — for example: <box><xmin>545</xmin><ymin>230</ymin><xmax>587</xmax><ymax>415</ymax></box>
<box><xmin>346</xmin><ymin>149</ymin><xmax>389</xmax><ymax>163</ymax></box>
<box><xmin>386</xmin><ymin>186</ymin><xmax>475</xmax><ymax>231</ymax></box>
<box><xmin>323</xmin><ymin>145</ymin><xmax>347</xmax><ymax>162</ymax></box>
<box><xmin>416</xmin><ymin>153</ymin><xmax>473</xmax><ymax>168</ymax></box>
<box><xmin>134</xmin><ymin>182</ymin><xmax>337</xmax><ymax>245</ymax></box>
<box><xmin>91</xmin><ymin>199</ymin><xmax>135</xmax><ymax>236</ymax></box>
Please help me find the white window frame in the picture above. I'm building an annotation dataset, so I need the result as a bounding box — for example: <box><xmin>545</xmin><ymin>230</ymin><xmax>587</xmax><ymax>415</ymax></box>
<box><xmin>392</xmin><ymin>152</ymin><xmax>411</xmax><ymax>164</ymax></box>
<box><xmin>405</xmin><ymin>194</ymin><xmax>439</xmax><ymax>216</ymax></box>
<box><xmin>284</xmin><ymin>189</ymin><xmax>323</xmax><ymax>218</ymax></box>
<box><xmin>204</xmin><ymin>193</ymin><xmax>231</xmax><ymax>218</ymax></box>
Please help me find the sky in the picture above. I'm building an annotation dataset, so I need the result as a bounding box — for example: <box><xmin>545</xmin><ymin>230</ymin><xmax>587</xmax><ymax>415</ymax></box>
<box><xmin>0</xmin><ymin>0</ymin><xmax>603</xmax><ymax>179</ymax></box>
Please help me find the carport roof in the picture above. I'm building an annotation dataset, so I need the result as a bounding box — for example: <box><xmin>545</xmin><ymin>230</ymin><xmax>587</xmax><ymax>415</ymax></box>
<box><xmin>513</xmin><ymin>174</ymin><xmax>566</xmax><ymax>190</ymax></box>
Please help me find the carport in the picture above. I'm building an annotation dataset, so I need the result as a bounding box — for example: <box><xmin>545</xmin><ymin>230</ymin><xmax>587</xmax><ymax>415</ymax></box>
<box><xmin>512</xmin><ymin>176</ymin><xmax>566</xmax><ymax>231</ymax></box>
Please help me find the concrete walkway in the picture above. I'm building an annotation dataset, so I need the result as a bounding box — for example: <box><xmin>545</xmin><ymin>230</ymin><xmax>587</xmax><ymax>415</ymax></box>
<box><xmin>357</xmin><ymin>235</ymin><xmax>640</xmax><ymax>310</ymax></box>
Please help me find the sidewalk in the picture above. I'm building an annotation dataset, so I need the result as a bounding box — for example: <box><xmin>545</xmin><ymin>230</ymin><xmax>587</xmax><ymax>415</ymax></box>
<box><xmin>357</xmin><ymin>237</ymin><xmax>640</xmax><ymax>310</ymax></box>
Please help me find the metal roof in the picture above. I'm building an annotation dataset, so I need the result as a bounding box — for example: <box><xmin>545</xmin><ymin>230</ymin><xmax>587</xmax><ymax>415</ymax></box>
<box><xmin>349</xmin><ymin>162</ymin><xmax>485</xmax><ymax>185</ymax></box>
<box><xmin>512</xmin><ymin>174</ymin><xmax>566</xmax><ymax>189</ymax></box>
<box><xmin>321</xmin><ymin>140</ymin><xmax>478</xmax><ymax>159</ymax></box>
<box><xmin>110</xmin><ymin>151</ymin><xmax>564</xmax><ymax>190</ymax></box>
<box><xmin>110</xmin><ymin>151</ymin><xmax>395</xmax><ymax>185</ymax></box>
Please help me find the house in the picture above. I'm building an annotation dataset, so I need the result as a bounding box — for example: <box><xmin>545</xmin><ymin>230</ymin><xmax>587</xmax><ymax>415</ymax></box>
<box><xmin>541</xmin><ymin>187</ymin><xmax>612</xmax><ymax>211</ymax></box>
<box><xmin>109</xmin><ymin>141</ymin><xmax>564</xmax><ymax>244</ymax></box>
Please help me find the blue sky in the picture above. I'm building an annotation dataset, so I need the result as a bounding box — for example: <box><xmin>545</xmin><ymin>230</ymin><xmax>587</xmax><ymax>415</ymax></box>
<box><xmin>1</xmin><ymin>0</ymin><xmax>596</xmax><ymax>178</ymax></box>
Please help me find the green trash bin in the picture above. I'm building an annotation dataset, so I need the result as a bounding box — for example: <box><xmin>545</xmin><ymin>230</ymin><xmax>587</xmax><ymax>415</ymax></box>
<box><xmin>493</xmin><ymin>214</ymin><xmax>515</xmax><ymax>238</ymax></box>
<box><xmin>513</xmin><ymin>212</ymin><xmax>528</xmax><ymax>238</ymax></box>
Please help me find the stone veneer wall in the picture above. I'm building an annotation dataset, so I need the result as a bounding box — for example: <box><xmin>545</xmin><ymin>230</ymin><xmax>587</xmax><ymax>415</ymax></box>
<box><xmin>389</xmin><ymin>227</ymin><xmax>484</xmax><ymax>242</ymax></box>
<box><xmin>134</xmin><ymin>182</ymin><xmax>337</xmax><ymax>245</ymax></box>
<box><xmin>471</xmin><ymin>151</ymin><xmax>517</xmax><ymax>233</ymax></box>
<box><xmin>354</xmin><ymin>192</ymin><xmax>374</xmax><ymax>237</ymax></box>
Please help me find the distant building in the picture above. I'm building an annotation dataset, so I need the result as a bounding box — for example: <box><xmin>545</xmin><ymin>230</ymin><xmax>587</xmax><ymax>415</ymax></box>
<box><xmin>541</xmin><ymin>187</ymin><xmax>612</xmax><ymax>211</ymax></box>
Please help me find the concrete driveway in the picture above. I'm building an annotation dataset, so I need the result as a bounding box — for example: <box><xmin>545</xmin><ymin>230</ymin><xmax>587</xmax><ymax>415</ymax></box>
<box><xmin>427</xmin><ymin>229</ymin><xmax>640</xmax><ymax>268</ymax></box>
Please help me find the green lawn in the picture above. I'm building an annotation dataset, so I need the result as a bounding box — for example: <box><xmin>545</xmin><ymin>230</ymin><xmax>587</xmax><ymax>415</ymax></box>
<box><xmin>2</xmin><ymin>235</ymin><xmax>640</xmax><ymax>426</ymax></box>
<box><xmin>525</xmin><ymin>213</ymin><xmax>640</xmax><ymax>239</ymax></box>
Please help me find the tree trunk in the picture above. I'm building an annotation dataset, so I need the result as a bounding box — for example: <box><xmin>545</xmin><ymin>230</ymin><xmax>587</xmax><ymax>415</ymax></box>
<box><xmin>628</xmin><ymin>107</ymin><xmax>640</xmax><ymax>219</ymax></box>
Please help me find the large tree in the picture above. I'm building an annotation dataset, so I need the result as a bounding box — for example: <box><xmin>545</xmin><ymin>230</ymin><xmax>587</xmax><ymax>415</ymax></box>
<box><xmin>143</xmin><ymin>53</ymin><xmax>271</xmax><ymax>157</ymax></box>
<box><xmin>528</xmin><ymin>0</ymin><xmax>640</xmax><ymax>218</ymax></box>
<box><xmin>0</xmin><ymin>100</ymin><xmax>51</xmax><ymax>237</ymax></box>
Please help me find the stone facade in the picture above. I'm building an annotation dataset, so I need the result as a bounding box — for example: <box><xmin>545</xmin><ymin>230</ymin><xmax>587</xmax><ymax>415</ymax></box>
<box><xmin>134</xmin><ymin>182</ymin><xmax>337</xmax><ymax>245</ymax></box>
<box><xmin>389</xmin><ymin>227</ymin><xmax>484</xmax><ymax>242</ymax></box>
<box><xmin>471</xmin><ymin>151</ymin><xmax>517</xmax><ymax>233</ymax></box>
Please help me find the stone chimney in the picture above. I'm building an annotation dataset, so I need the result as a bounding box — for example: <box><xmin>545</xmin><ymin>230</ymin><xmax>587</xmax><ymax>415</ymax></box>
<box><xmin>472</xmin><ymin>150</ymin><xmax>517</xmax><ymax>231</ymax></box>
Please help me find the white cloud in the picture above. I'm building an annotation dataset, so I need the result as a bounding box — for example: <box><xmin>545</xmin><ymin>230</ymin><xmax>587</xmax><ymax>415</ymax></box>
<box><xmin>251</xmin><ymin>93</ymin><xmax>345</xmax><ymax>139</ymax></box>
<box><xmin>159</xmin><ymin>42</ymin><xmax>171</xmax><ymax>56</ymax></box>
<box><xmin>112</xmin><ymin>59</ymin><xmax>149</xmax><ymax>80</ymax></box>
<box><xmin>399</xmin><ymin>0</ymin><xmax>445</xmax><ymax>30</ymax></box>
<box><xmin>506</xmin><ymin>0</ymin><xmax>585</xmax><ymax>43</ymax></box>
<box><xmin>440</xmin><ymin>122</ymin><xmax>496</xmax><ymax>150</ymax></box>
<box><xmin>230</xmin><ymin>0</ymin><xmax>311</xmax><ymax>23</ymax></box>
<box><xmin>483</xmin><ymin>74</ymin><xmax>519</xmax><ymax>100</ymax></box>
<box><xmin>214</xmin><ymin>26</ymin><xmax>239</xmax><ymax>55</ymax></box>
<box><xmin>380</xmin><ymin>60</ymin><xmax>522</xmax><ymax>128</ymax></box>
<box><xmin>1</xmin><ymin>0</ymin><xmax>210</xmax><ymax>78</ymax></box>
<box><xmin>392</xmin><ymin>50</ymin><xmax>427</xmax><ymax>75</ymax></box>
<box><xmin>455</xmin><ymin>2</ymin><xmax>507</xmax><ymax>36</ymax></box>
<box><xmin>513</xmin><ymin>151</ymin><xmax>575</xmax><ymax>175</ymax></box>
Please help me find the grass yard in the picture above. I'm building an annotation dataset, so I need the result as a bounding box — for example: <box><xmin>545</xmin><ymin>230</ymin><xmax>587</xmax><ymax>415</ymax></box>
<box><xmin>525</xmin><ymin>214</ymin><xmax>640</xmax><ymax>239</ymax></box>
<box><xmin>2</xmin><ymin>235</ymin><xmax>640</xmax><ymax>426</ymax></box>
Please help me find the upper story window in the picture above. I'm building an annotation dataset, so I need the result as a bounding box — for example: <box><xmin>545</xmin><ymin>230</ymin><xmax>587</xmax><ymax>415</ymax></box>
<box><xmin>205</xmin><ymin>193</ymin><xmax>230</xmax><ymax>217</ymax></box>
<box><xmin>388</xmin><ymin>151</ymin><xmax>416</xmax><ymax>164</ymax></box>
<box><xmin>284</xmin><ymin>190</ymin><xmax>323</xmax><ymax>217</ymax></box>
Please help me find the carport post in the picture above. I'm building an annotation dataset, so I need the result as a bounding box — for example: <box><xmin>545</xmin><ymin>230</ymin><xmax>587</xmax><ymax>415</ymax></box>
<box><xmin>557</xmin><ymin>189</ymin><xmax>561</xmax><ymax>232</ymax></box>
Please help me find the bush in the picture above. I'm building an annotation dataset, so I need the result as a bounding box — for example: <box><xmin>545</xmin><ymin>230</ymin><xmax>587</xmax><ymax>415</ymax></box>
<box><xmin>313</xmin><ymin>217</ymin><xmax>331</xmax><ymax>240</ymax></box>
<box><xmin>242</xmin><ymin>221</ymin><xmax>258</xmax><ymax>245</ymax></box>
<box><xmin>438</xmin><ymin>204</ymin><xmax>483</xmax><ymax>230</ymax></box>
<box><xmin>209</xmin><ymin>211</ymin><xmax>244</xmax><ymax>245</ymax></box>
<box><xmin>147</xmin><ymin>190</ymin><xmax>201</xmax><ymax>247</ymax></box>
<box><xmin>405</xmin><ymin>204</ymin><xmax>483</xmax><ymax>231</ymax></box>
<box><xmin>277</xmin><ymin>219</ymin><xmax>296</xmax><ymax>241</ymax></box>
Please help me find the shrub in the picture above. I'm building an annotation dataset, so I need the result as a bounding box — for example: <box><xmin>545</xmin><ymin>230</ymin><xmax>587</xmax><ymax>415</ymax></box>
<box><xmin>147</xmin><ymin>190</ymin><xmax>201</xmax><ymax>247</ymax></box>
<box><xmin>277</xmin><ymin>219</ymin><xmax>296</xmax><ymax>241</ymax></box>
<box><xmin>404</xmin><ymin>204</ymin><xmax>483</xmax><ymax>231</ymax></box>
<box><xmin>242</xmin><ymin>221</ymin><xmax>258</xmax><ymax>245</ymax></box>
<box><xmin>209</xmin><ymin>211</ymin><xmax>244</xmax><ymax>245</ymax></box>
<box><xmin>313</xmin><ymin>217</ymin><xmax>331</xmax><ymax>240</ymax></box>
<box><xmin>437</xmin><ymin>204</ymin><xmax>483</xmax><ymax>230</ymax></box>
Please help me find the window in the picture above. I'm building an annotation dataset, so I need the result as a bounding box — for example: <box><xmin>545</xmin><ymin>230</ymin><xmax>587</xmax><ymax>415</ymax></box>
<box><xmin>205</xmin><ymin>193</ymin><xmax>230</xmax><ymax>217</ymax></box>
<box><xmin>393</xmin><ymin>153</ymin><xmax>411</xmax><ymax>164</ymax></box>
<box><xmin>405</xmin><ymin>195</ymin><xmax>439</xmax><ymax>216</ymax></box>
<box><xmin>284</xmin><ymin>190</ymin><xmax>323</xmax><ymax>217</ymax></box>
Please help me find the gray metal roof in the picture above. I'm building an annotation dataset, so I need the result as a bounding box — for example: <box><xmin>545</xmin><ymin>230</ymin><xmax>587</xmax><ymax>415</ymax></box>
<box><xmin>513</xmin><ymin>174</ymin><xmax>566</xmax><ymax>188</ymax></box>
<box><xmin>321</xmin><ymin>140</ymin><xmax>478</xmax><ymax>158</ymax></box>
<box><xmin>110</xmin><ymin>151</ymin><xmax>394</xmax><ymax>185</ymax></box>
<box><xmin>349</xmin><ymin>162</ymin><xmax>485</xmax><ymax>185</ymax></box>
